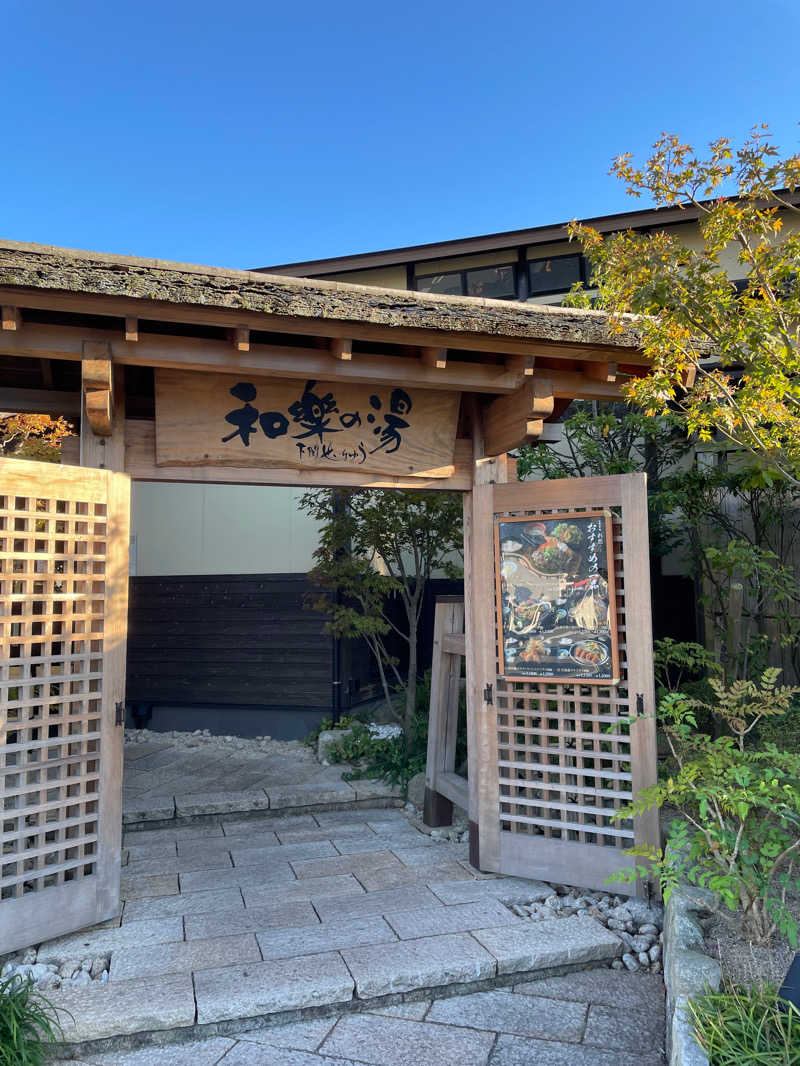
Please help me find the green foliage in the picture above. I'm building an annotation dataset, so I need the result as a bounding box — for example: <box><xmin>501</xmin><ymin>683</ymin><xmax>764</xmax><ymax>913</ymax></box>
<box><xmin>689</xmin><ymin>984</ymin><xmax>800</xmax><ymax>1065</ymax></box>
<box><xmin>303</xmin><ymin>714</ymin><xmax>365</xmax><ymax>749</ymax></box>
<box><xmin>0</xmin><ymin>975</ymin><xmax>64</xmax><ymax>1066</ymax></box>
<box><xmin>610</xmin><ymin>671</ymin><xmax>800</xmax><ymax>945</ymax></box>
<box><xmin>571</xmin><ymin>126</ymin><xmax>800</xmax><ymax>484</ymax></box>
<box><xmin>325</xmin><ymin>671</ymin><xmax>467</xmax><ymax>788</ymax></box>
<box><xmin>300</xmin><ymin>488</ymin><xmax>463</xmax><ymax>736</ymax></box>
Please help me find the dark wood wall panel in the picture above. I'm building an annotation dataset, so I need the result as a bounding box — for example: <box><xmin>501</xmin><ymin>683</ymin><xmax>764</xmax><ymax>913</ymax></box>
<box><xmin>126</xmin><ymin>574</ymin><xmax>333</xmax><ymax>708</ymax></box>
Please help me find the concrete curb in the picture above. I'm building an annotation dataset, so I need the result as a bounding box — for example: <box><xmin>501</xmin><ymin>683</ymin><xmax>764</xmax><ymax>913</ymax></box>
<box><xmin>663</xmin><ymin>888</ymin><xmax>721</xmax><ymax>1066</ymax></box>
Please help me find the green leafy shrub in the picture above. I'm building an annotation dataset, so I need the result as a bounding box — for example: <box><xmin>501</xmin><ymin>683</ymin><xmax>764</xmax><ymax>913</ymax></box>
<box><xmin>325</xmin><ymin>672</ymin><xmax>467</xmax><ymax>788</ymax></box>
<box><xmin>689</xmin><ymin>984</ymin><xmax>800</xmax><ymax>1065</ymax></box>
<box><xmin>0</xmin><ymin>975</ymin><xmax>63</xmax><ymax>1066</ymax></box>
<box><xmin>610</xmin><ymin>670</ymin><xmax>800</xmax><ymax>946</ymax></box>
<box><xmin>303</xmin><ymin>714</ymin><xmax>365</xmax><ymax>749</ymax></box>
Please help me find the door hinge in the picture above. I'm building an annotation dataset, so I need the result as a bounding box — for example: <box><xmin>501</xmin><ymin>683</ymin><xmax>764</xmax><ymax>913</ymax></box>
<box><xmin>483</xmin><ymin>683</ymin><xmax>493</xmax><ymax>705</ymax></box>
<box><xmin>115</xmin><ymin>701</ymin><xmax>126</xmax><ymax>726</ymax></box>
<box><xmin>636</xmin><ymin>693</ymin><xmax>645</xmax><ymax>715</ymax></box>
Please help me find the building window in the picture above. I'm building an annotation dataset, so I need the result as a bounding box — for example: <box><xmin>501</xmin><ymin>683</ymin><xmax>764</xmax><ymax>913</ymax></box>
<box><xmin>528</xmin><ymin>253</ymin><xmax>584</xmax><ymax>297</ymax></box>
<box><xmin>465</xmin><ymin>264</ymin><xmax>516</xmax><ymax>299</ymax></box>
<box><xmin>416</xmin><ymin>263</ymin><xmax>517</xmax><ymax>299</ymax></box>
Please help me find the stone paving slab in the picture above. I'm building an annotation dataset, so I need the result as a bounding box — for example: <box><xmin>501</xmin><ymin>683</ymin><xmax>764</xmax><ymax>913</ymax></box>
<box><xmin>312</xmin><ymin>807</ymin><xmax>406</xmax><ymax>826</ymax></box>
<box><xmin>314</xmin><ymin>884</ymin><xmax>443</xmax><ymax>922</ymax></box>
<box><xmin>291</xmin><ymin>849</ymin><xmax>404</xmax><ymax>880</ymax></box>
<box><xmin>223</xmin><ymin>813</ymin><xmax>320</xmax><ymax>833</ymax></box>
<box><xmin>383</xmin><ymin>899</ymin><xmax>519</xmax><ymax>939</ymax></box>
<box><xmin>194</xmin><ymin>951</ymin><xmax>354</xmax><ymax>1024</ymax></box>
<box><xmin>50</xmin><ymin>973</ymin><xmax>195</xmax><ymax>1043</ymax></box>
<box><xmin>490</xmin><ymin>1033</ymin><xmax>664</xmax><ymax>1066</ymax></box>
<box><xmin>179</xmin><ymin>860</ymin><xmax>297</xmax><ymax>893</ymax></box>
<box><xmin>256</xmin><ymin>915</ymin><xmax>397</xmax><ymax>961</ymax></box>
<box><xmin>231</xmin><ymin>839</ymin><xmax>337</xmax><ymax>866</ymax></box>
<box><xmin>392</xmin><ymin>842</ymin><xmax>470</xmax><ymax>866</ymax></box>
<box><xmin>275</xmin><ymin>824</ymin><xmax>381</xmax><ymax>845</ymax></box>
<box><xmin>77</xmin><ymin>1038</ymin><xmax>237</xmax><ymax>1065</ymax></box>
<box><xmin>119</xmin><ymin>873</ymin><xmax>180</xmax><ymax>900</ymax></box>
<box><xmin>110</xmin><ymin>932</ymin><xmax>261</xmax><ymax>981</ymax></box>
<box><xmin>123</xmin><ymin>823</ymin><xmax>226</xmax><ymax>844</ymax></box>
<box><xmin>354</xmin><ymin>860</ymin><xmax>474</xmax><ymax>892</ymax></box>
<box><xmin>515</xmin><ymin>968</ymin><xmax>666</xmax><ymax>1012</ymax></box>
<box><xmin>584</xmin><ymin>1004</ymin><xmax>666</xmax><ymax>1053</ymax></box>
<box><xmin>241</xmin><ymin>873</ymin><xmax>365</xmax><ymax>909</ymax></box>
<box><xmin>473</xmin><ymin>916</ymin><xmax>621</xmax><ymax>975</ymax></box>
<box><xmin>342</xmin><ymin>931</ymin><xmax>496</xmax><ymax>998</ymax></box>
<box><xmin>267</xmin><ymin>783</ymin><xmax>357</xmax><ymax>809</ymax></box>
<box><xmin>320</xmin><ymin>1013</ymin><xmax>496</xmax><ymax>1066</ymax></box>
<box><xmin>209</xmin><ymin>1047</ymin><xmax>356</xmax><ymax>1066</ymax></box>
<box><xmin>122</xmin><ymin>887</ymin><xmax>245</xmax><ymax>922</ymax></box>
<box><xmin>427</xmin><ymin>987</ymin><xmax>587</xmax><ymax>1041</ymax></box>
<box><xmin>174</xmin><ymin>790</ymin><xmax>270</xmax><ymax>816</ymax></box>
<box><xmin>125</xmin><ymin>840</ymin><xmax>178</xmax><ymax>862</ymax></box>
<box><xmin>328</xmin><ymin>831</ymin><xmax>437</xmax><ymax>854</ymax></box>
<box><xmin>185</xmin><ymin>900</ymin><xmax>319</xmax><ymax>940</ymax></box>
<box><xmin>176</xmin><ymin>830</ymin><xmax>280</xmax><ymax>854</ymax></box>
<box><xmin>122</xmin><ymin>852</ymin><xmax>234</xmax><ymax>876</ymax></box>
<box><xmin>232</xmin><ymin>1015</ymin><xmax>337</xmax><ymax>1050</ymax></box>
<box><xmin>428</xmin><ymin>875</ymin><xmax>552</xmax><ymax>905</ymax></box>
<box><xmin>37</xmin><ymin>917</ymin><xmax>184</xmax><ymax>964</ymax></box>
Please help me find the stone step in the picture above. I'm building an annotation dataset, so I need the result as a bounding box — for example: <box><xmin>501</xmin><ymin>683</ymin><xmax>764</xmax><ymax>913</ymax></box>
<box><xmin>49</xmin><ymin>916</ymin><xmax>622</xmax><ymax>1053</ymax></box>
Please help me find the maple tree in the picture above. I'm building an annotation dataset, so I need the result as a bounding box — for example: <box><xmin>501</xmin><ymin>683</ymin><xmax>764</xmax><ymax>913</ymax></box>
<box><xmin>0</xmin><ymin>414</ymin><xmax>74</xmax><ymax>462</ymax></box>
<box><xmin>568</xmin><ymin>126</ymin><xmax>800</xmax><ymax>482</ymax></box>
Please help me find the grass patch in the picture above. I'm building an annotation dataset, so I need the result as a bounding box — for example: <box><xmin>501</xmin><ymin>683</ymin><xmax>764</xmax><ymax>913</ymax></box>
<box><xmin>0</xmin><ymin>974</ymin><xmax>64</xmax><ymax>1066</ymax></box>
<box><xmin>689</xmin><ymin>984</ymin><xmax>800</xmax><ymax>1065</ymax></box>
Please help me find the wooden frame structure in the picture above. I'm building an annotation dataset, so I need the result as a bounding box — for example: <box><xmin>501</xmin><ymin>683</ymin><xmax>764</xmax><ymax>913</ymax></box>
<box><xmin>0</xmin><ymin>240</ymin><xmax>660</xmax><ymax>943</ymax></box>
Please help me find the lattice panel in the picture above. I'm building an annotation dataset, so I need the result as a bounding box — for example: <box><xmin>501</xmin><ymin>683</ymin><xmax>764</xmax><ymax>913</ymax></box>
<box><xmin>496</xmin><ymin>506</ymin><xmax>635</xmax><ymax>849</ymax></box>
<box><xmin>0</xmin><ymin>488</ymin><xmax>109</xmax><ymax>901</ymax></box>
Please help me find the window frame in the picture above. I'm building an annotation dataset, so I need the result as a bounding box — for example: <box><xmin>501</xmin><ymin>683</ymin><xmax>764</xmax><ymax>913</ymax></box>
<box><xmin>414</xmin><ymin>260</ymin><xmax>518</xmax><ymax>301</ymax></box>
<box><xmin>527</xmin><ymin>252</ymin><xmax>586</xmax><ymax>298</ymax></box>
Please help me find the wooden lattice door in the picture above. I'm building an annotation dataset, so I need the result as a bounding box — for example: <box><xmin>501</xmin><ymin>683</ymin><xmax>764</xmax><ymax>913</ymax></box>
<box><xmin>0</xmin><ymin>458</ymin><xmax>130</xmax><ymax>953</ymax></box>
<box><xmin>468</xmin><ymin>469</ymin><xmax>659</xmax><ymax>896</ymax></box>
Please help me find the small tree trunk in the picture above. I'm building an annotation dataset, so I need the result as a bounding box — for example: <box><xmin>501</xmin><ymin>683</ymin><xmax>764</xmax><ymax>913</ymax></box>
<box><xmin>404</xmin><ymin>615</ymin><xmax>418</xmax><ymax>746</ymax></box>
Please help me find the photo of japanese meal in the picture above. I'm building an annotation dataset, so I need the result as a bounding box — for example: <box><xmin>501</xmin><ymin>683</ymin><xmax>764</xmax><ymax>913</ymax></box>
<box><xmin>495</xmin><ymin>511</ymin><xmax>619</xmax><ymax>682</ymax></box>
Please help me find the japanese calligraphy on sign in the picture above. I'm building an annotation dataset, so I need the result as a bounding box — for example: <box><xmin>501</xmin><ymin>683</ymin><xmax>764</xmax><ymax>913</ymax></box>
<box><xmin>154</xmin><ymin>370</ymin><xmax>461</xmax><ymax>477</ymax></box>
<box><xmin>494</xmin><ymin>510</ymin><xmax>620</xmax><ymax>684</ymax></box>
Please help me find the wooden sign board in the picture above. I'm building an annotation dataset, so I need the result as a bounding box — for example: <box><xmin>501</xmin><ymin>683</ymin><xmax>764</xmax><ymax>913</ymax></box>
<box><xmin>494</xmin><ymin>510</ymin><xmax>620</xmax><ymax>684</ymax></box>
<box><xmin>155</xmin><ymin>369</ymin><xmax>461</xmax><ymax>477</ymax></box>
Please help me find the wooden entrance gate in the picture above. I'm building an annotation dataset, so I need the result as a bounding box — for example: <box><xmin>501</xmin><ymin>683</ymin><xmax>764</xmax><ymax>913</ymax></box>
<box><xmin>0</xmin><ymin>459</ymin><xmax>130</xmax><ymax>953</ymax></box>
<box><xmin>463</xmin><ymin>469</ymin><xmax>658</xmax><ymax>895</ymax></box>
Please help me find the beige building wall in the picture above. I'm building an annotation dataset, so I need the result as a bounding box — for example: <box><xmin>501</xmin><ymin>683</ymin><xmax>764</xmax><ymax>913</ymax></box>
<box><xmin>130</xmin><ymin>482</ymin><xmax>321</xmax><ymax>576</ymax></box>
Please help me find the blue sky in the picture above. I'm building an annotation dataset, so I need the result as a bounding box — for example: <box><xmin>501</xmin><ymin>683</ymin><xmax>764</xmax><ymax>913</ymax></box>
<box><xmin>3</xmin><ymin>0</ymin><xmax>798</xmax><ymax>269</ymax></box>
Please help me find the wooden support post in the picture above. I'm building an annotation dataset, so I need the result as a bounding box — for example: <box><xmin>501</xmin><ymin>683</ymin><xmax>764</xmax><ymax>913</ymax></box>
<box><xmin>1</xmin><ymin>306</ymin><xmax>21</xmax><ymax>331</ymax></box>
<box><xmin>81</xmin><ymin>347</ymin><xmax>125</xmax><ymax>468</ymax></box>
<box><xmin>330</xmin><ymin>338</ymin><xmax>352</xmax><ymax>361</ymax></box>
<box><xmin>81</xmin><ymin>342</ymin><xmax>114</xmax><ymax>438</ymax></box>
<box><xmin>621</xmin><ymin>474</ymin><xmax>661</xmax><ymax>881</ymax></box>
<box><xmin>421</xmin><ymin>347</ymin><xmax>447</xmax><ymax>369</ymax></box>
<box><xmin>424</xmin><ymin>597</ymin><xmax>466</xmax><ymax>827</ymax></box>
<box><xmin>125</xmin><ymin>317</ymin><xmax>139</xmax><ymax>342</ymax></box>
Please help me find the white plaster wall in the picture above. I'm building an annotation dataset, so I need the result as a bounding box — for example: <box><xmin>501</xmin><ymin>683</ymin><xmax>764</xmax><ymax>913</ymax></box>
<box><xmin>130</xmin><ymin>482</ymin><xmax>321</xmax><ymax>576</ymax></box>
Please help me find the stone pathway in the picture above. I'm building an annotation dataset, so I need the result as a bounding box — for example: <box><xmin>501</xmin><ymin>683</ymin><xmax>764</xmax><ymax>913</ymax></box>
<box><xmin>36</xmin><ymin>805</ymin><xmax>638</xmax><ymax>1049</ymax></box>
<box><xmin>122</xmin><ymin>730</ymin><xmax>401</xmax><ymax>824</ymax></box>
<box><xmin>53</xmin><ymin>969</ymin><xmax>665</xmax><ymax>1064</ymax></box>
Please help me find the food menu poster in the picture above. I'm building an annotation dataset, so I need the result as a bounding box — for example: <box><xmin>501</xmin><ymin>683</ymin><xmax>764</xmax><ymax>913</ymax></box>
<box><xmin>494</xmin><ymin>510</ymin><xmax>620</xmax><ymax>684</ymax></box>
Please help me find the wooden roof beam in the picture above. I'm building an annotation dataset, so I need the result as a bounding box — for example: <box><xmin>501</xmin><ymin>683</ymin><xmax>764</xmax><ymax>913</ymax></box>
<box><xmin>0</xmin><ymin>322</ymin><xmax>527</xmax><ymax>394</ymax></box>
<box><xmin>331</xmin><ymin>338</ymin><xmax>352</xmax><ymax>361</ymax></box>
<box><xmin>421</xmin><ymin>347</ymin><xmax>447</xmax><ymax>369</ymax></box>
<box><xmin>504</xmin><ymin>354</ymin><xmax>535</xmax><ymax>376</ymax></box>
<box><xmin>125</xmin><ymin>316</ymin><xmax>139</xmax><ymax>342</ymax></box>
<box><xmin>483</xmin><ymin>379</ymin><xmax>556</xmax><ymax>457</ymax></box>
